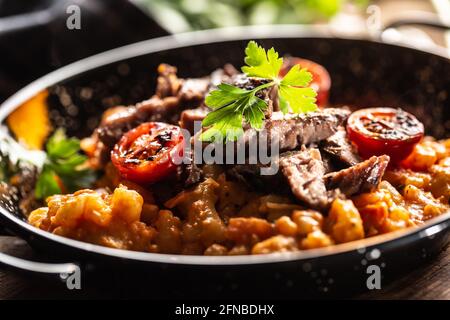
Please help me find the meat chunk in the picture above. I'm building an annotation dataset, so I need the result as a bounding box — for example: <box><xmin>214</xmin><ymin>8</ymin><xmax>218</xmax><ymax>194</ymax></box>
<box><xmin>231</xmin><ymin>74</ymin><xmax>271</xmax><ymax>91</ymax></box>
<box><xmin>156</xmin><ymin>63</ymin><xmax>210</xmax><ymax>104</ymax></box>
<box><xmin>155</xmin><ymin>64</ymin><xmax>181</xmax><ymax>98</ymax></box>
<box><xmin>179</xmin><ymin>107</ymin><xmax>208</xmax><ymax>134</ymax></box>
<box><xmin>320</xmin><ymin>151</ymin><xmax>338</xmax><ymax>174</ymax></box>
<box><xmin>96</xmin><ymin>64</ymin><xmax>214</xmax><ymax>150</ymax></box>
<box><xmin>321</xmin><ymin>128</ymin><xmax>361</xmax><ymax>167</ymax></box>
<box><xmin>279</xmin><ymin>148</ymin><xmax>330</xmax><ymax>210</ymax></box>
<box><xmin>96</xmin><ymin>96</ymin><xmax>179</xmax><ymax>148</ymax></box>
<box><xmin>178</xmin><ymin>78</ymin><xmax>210</xmax><ymax>106</ymax></box>
<box><xmin>209</xmin><ymin>64</ymin><xmax>238</xmax><ymax>88</ymax></box>
<box><xmin>223</xmin><ymin>108</ymin><xmax>350</xmax><ymax>165</ymax></box>
<box><xmin>178</xmin><ymin>149</ymin><xmax>203</xmax><ymax>187</ymax></box>
<box><xmin>272</xmin><ymin>108</ymin><xmax>350</xmax><ymax>150</ymax></box>
<box><xmin>223</xmin><ymin>109</ymin><xmax>350</xmax><ymax>204</ymax></box>
<box><xmin>325</xmin><ymin>155</ymin><xmax>390</xmax><ymax>196</ymax></box>
<box><xmin>242</xmin><ymin>108</ymin><xmax>350</xmax><ymax>153</ymax></box>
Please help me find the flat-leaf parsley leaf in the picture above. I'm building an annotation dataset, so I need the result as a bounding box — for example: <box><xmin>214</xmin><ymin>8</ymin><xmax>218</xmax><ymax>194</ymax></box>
<box><xmin>201</xmin><ymin>41</ymin><xmax>317</xmax><ymax>141</ymax></box>
<box><xmin>35</xmin><ymin>129</ymin><xmax>96</xmax><ymax>199</ymax></box>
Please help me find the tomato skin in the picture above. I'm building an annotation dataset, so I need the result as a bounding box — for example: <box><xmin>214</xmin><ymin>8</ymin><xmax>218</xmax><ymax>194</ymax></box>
<box><xmin>111</xmin><ymin>122</ymin><xmax>184</xmax><ymax>184</ymax></box>
<box><xmin>347</xmin><ymin>108</ymin><xmax>424</xmax><ymax>165</ymax></box>
<box><xmin>279</xmin><ymin>57</ymin><xmax>331</xmax><ymax>107</ymax></box>
<box><xmin>347</xmin><ymin>127</ymin><xmax>420</xmax><ymax>163</ymax></box>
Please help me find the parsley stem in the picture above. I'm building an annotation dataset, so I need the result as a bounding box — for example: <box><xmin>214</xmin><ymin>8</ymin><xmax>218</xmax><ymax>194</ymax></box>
<box><xmin>250</xmin><ymin>81</ymin><xmax>276</xmax><ymax>94</ymax></box>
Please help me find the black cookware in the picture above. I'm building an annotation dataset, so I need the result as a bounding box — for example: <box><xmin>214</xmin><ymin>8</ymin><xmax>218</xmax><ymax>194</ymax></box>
<box><xmin>0</xmin><ymin>21</ymin><xmax>449</xmax><ymax>298</ymax></box>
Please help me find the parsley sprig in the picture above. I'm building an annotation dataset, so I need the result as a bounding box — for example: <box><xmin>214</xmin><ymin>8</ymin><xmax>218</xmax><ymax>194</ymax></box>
<box><xmin>201</xmin><ymin>41</ymin><xmax>318</xmax><ymax>141</ymax></box>
<box><xmin>35</xmin><ymin>129</ymin><xmax>96</xmax><ymax>199</ymax></box>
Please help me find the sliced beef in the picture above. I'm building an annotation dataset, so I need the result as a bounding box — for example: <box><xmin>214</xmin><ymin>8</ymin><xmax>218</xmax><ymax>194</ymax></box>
<box><xmin>223</xmin><ymin>108</ymin><xmax>350</xmax><ymax>208</ymax></box>
<box><xmin>179</xmin><ymin>107</ymin><xmax>209</xmax><ymax>134</ymax></box>
<box><xmin>96</xmin><ymin>96</ymin><xmax>179</xmax><ymax>148</ymax></box>
<box><xmin>279</xmin><ymin>148</ymin><xmax>331</xmax><ymax>210</ymax></box>
<box><xmin>209</xmin><ymin>64</ymin><xmax>239</xmax><ymax>89</ymax></box>
<box><xmin>321</xmin><ymin>127</ymin><xmax>361</xmax><ymax>167</ymax></box>
<box><xmin>156</xmin><ymin>63</ymin><xmax>210</xmax><ymax>103</ymax></box>
<box><xmin>320</xmin><ymin>151</ymin><xmax>339</xmax><ymax>174</ymax></box>
<box><xmin>240</xmin><ymin>108</ymin><xmax>350</xmax><ymax>152</ymax></box>
<box><xmin>96</xmin><ymin>64</ymin><xmax>213</xmax><ymax>150</ymax></box>
<box><xmin>184</xmin><ymin>162</ymin><xmax>203</xmax><ymax>186</ymax></box>
<box><xmin>226</xmin><ymin>148</ymin><xmax>343</xmax><ymax>210</ymax></box>
<box><xmin>231</xmin><ymin>74</ymin><xmax>271</xmax><ymax>91</ymax></box>
<box><xmin>325</xmin><ymin>155</ymin><xmax>390</xmax><ymax>196</ymax></box>
<box><xmin>178</xmin><ymin>78</ymin><xmax>210</xmax><ymax>106</ymax></box>
<box><xmin>179</xmin><ymin>149</ymin><xmax>203</xmax><ymax>187</ymax></box>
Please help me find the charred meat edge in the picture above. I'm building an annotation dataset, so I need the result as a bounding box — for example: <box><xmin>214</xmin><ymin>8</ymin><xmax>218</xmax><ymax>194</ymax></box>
<box><xmin>251</xmin><ymin>108</ymin><xmax>350</xmax><ymax>152</ymax></box>
<box><xmin>324</xmin><ymin>155</ymin><xmax>390</xmax><ymax>196</ymax></box>
<box><xmin>279</xmin><ymin>147</ymin><xmax>333</xmax><ymax>210</ymax></box>
<box><xmin>227</xmin><ymin>148</ymin><xmax>336</xmax><ymax>211</ymax></box>
<box><xmin>320</xmin><ymin>127</ymin><xmax>361</xmax><ymax>167</ymax></box>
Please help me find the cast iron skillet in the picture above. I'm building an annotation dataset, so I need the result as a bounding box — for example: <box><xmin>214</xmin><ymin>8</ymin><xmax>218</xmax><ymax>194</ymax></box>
<box><xmin>0</xmin><ymin>25</ymin><xmax>450</xmax><ymax>298</ymax></box>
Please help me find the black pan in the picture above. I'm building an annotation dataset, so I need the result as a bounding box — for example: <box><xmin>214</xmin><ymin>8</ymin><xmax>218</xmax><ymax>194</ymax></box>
<box><xmin>1</xmin><ymin>24</ymin><xmax>450</xmax><ymax>299</ymax></box>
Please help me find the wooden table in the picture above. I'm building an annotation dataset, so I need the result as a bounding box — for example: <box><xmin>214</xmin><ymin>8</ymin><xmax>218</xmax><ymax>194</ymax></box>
<box><xmin>0</xmin><ymin>234</ymin><xmax>449</xmax><ymax>300</ymax></box>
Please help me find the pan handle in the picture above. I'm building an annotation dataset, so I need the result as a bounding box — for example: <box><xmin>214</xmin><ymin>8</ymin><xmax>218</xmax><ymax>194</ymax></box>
<box><xmin>379</xmin><ymin>11</ymin><xmax>450</xmax><ymax>50</ymax></box>
<box><xmin>0</xmin><ymin>1</ymin><xmax>66</xmax><ymax>38</ymax></box>
<box><xmin>0</xmin><ymin>0</ymin><xmax>170</xmax><ymax>39</ymax></box>
<box><xmin>383</xmin><ymin>11</ymin><xmax>450</xmax><ymax>31</ymax></box>
<box><xmin>0</xmin><ymin>8</ymin><xmax>53</xmax><ymax>36</ymax></box>
<box><xmin>0</xmin><ymin>251</ymin><xmax>78</xmax><ymax>274</ymax></box>
<box><xmin>0</xmin><ymin>249</ymin><xmax>80</xmax><ymax>287</ymax></box>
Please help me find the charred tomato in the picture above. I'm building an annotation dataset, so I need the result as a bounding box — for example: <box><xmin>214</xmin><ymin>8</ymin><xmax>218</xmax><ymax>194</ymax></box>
<box><xmin>347</xmin><ymin>107</ymin><xmax>424</xmax><ymax>165</ymax></box>
<box><xmin>111</xmin><ymin>122</ymin><xmax>184</xmax><ymax>184</ymax></box>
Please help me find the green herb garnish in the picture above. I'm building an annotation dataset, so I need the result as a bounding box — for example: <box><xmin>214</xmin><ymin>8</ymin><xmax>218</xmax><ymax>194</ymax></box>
<box><xmin>201</xmin><ymin>41</ymin><xmax>318</xmax><ymax>141</ymax></box>
<box><xmin>35</xmin><ymin>129</ymin><xmax>95</xmax><ymax>199</ymax></box>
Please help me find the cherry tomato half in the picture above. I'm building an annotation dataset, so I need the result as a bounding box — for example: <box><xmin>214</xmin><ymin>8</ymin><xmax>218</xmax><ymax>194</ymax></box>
<box><xmin>111</xmin><ymin>122</ymin><xmax>184</xmax><ymax>184</ymax></box>
<box><xmin>279</xmin><ymin>57</ymin><xmax>331</xmax><ymax>107</ymax></box>
<box><xmin>347</xmin><ymin>108</ymin><xmax>424</xmax><ymax>165</ymax></box>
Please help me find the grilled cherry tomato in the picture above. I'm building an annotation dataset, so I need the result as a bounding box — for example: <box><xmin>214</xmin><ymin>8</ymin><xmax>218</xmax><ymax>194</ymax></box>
<box><xmin>111</xmin><ymin>122</ymin><xmax>184</xmax><ymax>184</ymax></box>
<box><xmin>347</xmin><ymin>108</ymin><xmax>424</xmax><ymax>164</ymax></box>
<box><xmin>279</xmin><ymin>57</ymin><xmax>331</xmax><ymax>107</ymax></box>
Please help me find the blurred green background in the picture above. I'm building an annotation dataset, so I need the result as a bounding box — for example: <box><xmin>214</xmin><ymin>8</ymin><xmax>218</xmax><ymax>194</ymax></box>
<box><xmin>140</xmin><ymin>0</ymin><xmax>368</xmax><ymax>33</ymax></box>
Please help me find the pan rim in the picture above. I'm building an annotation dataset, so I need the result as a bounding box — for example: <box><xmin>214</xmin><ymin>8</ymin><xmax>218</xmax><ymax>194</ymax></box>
<box><xmin>0</xmin><ymin>24</ymin><xmax>449</xmax><ymax>265</ymax></box>
<box><xmin>1</xmin><ymin>203</ymin><xmax>449</xmax><ymax>265</ymax></box>
<box><xmin>1</xmin><ymin>24</ymin><xmax>449</xmax><ymax>119</ymax></box>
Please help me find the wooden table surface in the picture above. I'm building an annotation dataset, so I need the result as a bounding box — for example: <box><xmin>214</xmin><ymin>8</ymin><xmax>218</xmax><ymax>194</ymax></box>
<box><xmin>0</xmin><ymin>233</ymin><xmax>449</xmax><ymax>300</ymax></box>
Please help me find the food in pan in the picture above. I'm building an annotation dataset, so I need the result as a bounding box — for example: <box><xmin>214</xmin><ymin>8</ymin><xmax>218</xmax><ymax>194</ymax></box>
<box><xmin>1</xmin><ymin>41</ymin><xmax>449</xmax><ymax>255</ymax></box>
